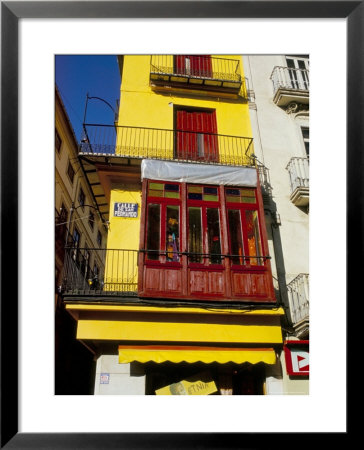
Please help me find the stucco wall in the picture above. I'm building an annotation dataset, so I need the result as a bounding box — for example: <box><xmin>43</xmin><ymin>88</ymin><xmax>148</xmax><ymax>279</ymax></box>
<box><xmin>94</xmin><ymin>355</ymin><xmax>146</xmax><ymax>395</ymax></box>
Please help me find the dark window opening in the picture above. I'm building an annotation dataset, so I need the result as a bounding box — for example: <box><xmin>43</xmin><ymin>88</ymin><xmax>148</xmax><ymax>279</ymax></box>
<box><xmin>88</xmin><ymin>211</ymin><xmax>95</xmax><ymax>230</ymax></box>
<box><xmin>55</xmin><ymin>129</ymin><xmax>62</xmax><ymax>153</ymax></box>
<box><xmin>146</xmin><ymin>204</ymin><xmax>161</xmax><ymax>260</ymax></box>
<box><xmin>67</xmin><ymin>162</ymin><xmax>75</xmax><ymax>184</ymax></box>
<box><xmin>78</xmin><ymin>188</ymin><xmax>86</xmax><ymax>208</ymax></box>
<box><xmin>97</xmin><ymin>230</ymin><xmax>102</xmax><ymax>247</ymax></box>
<box><xmin>301</xmin><ymin>127</ymin><xmax>309</xmax><ymax>158</ymax></box>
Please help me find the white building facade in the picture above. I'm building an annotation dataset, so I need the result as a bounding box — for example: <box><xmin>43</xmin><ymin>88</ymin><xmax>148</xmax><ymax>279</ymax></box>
<box><xmin>243</xmin><ymin>55</ymin><xmax>309</xmax><ymax>394</ymax></box>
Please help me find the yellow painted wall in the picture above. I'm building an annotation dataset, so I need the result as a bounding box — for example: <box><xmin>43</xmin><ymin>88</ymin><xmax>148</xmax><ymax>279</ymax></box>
<box><xmin>107</xmin><ymin>184</ymin><xmax>141</xmax><ymax>249</ymax></box>
<box><xmin>104</xmin><ymin>183</ymin><xmax>141</xmax><ymax>291</ymax></box>
<box><xmin>115</xmin><ymin>55</ymin><xmax>253</xmax><ymax>164</ymax></box>
<box><xmin>106</xmin><ymin>55</ymin><xmax>253</xmax><ymax>285</ymax></box>
<box><xmin>118</xmin><ymin>55</ymin><xmax>251</xmax><ymax>133</ymax></box>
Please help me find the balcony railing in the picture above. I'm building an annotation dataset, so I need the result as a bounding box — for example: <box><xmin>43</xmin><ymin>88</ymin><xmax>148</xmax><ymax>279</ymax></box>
<box><xmin>270</xmin><ymin>66</ymin><xmax>309</xmax><ymax>94</ymax></box>
<box><xmin>61</xmin><ymin>247</ymin><xmax>272</xmax><ymax>299</ymax></box>
<box><xmin>62</xmin><ymin>247</ymin><xmax>139</xmax><ymax>296</ymax></box>
<box><xmin>287</xmin><ymin>273</ymin><xmax>309</xmax><ymax>325</ymax></box>
<box><xmin>270</xmin><ymin>66</ymin><xmax>309</xmax><ymax>106</ymax></box>
<box><xmin>286</xmin><ymin>157</ymin><xmax>309</xmax><ymax>206</ymax></box>
<box><xmin>80</xmin><ymin>124</ymin><xmax>255</xmax><ymax>167</ymax></box>
<box><xmin>150</xmin><ymin>55</ymin><xmax>244</xmax><ymax>94</ymax></box>
<box><xmin>257</xmin><ymin>163</ymin><xmax>272</xmax><ymax>202</ymax></box>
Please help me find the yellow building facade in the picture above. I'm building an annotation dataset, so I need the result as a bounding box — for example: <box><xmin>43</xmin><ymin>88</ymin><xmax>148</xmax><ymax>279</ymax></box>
<box><xmin>64</xmin><ymin>55</ymin><xmax>285</xmax><ymax>395</ymax></box>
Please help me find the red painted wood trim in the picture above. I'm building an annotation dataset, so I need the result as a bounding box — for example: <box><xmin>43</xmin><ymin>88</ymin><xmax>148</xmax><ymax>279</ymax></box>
<box><xmin>181</xmin><ymin>182</ymin><xmax>188</xmax><ymax>296</ymax></box>
<box><xmin>255</xmin><ymin>169</ymin><xmax>275</xmax><ymax>299</ymax></box>
<box><xmin>138</xmin><ymin>179</ymin><xmax>148</xmax><ymax>294</ymax></box>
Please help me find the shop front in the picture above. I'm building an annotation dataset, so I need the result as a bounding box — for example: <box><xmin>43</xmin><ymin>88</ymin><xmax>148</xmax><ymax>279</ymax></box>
<box><xmin>119</xmin><ymin>345</ymin><xmax>277</xmax><ymax>395</ymax></box>
<box><xmin>65</xmin><ymin>303</ymin><xmax>285</xmax><ymax>395</ymax></box>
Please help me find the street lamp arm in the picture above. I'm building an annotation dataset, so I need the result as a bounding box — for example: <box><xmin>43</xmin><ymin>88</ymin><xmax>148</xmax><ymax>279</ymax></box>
<box><xmin>71</xmin><ymin>203</ymin><xmax>100</xmax><ymax>212</ymax></box>
<box><xmin>87</xmin><ymin>95</ymin><xmax>116</xmax><ymax>115</ymax></box>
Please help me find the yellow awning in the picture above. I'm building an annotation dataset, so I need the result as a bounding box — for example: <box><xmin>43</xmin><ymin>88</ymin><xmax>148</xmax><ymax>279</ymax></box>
<box><xmin>118</xmin><ymin>345</ymin><xmax>276</xmax><ymax>365</ymax></box>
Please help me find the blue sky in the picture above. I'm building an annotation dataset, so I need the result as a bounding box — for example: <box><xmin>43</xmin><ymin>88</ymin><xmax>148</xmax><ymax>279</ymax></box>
<box><xmin>55</xmin><ymin>55</ymin><xmax>121</xmax><ymax>142</ymax></box>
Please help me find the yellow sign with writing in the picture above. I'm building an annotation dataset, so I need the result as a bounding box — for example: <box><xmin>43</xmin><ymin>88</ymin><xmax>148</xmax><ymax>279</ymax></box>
<box><xmin>155</xmin><ymin>371</ymin><xmax>217</xmax><ymax>395</ymax></box>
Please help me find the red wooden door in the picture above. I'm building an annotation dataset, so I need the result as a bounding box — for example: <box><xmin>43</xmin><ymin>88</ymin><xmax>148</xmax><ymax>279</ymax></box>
<box><xmin>176</xmin><ymin>109</ymin><xmax>219</xmax><ymax>162</ymax></box>
<box><xmin>175</xmin><ymin>55</ymin><xmax>212</xmax><ymax>78</ymax></box>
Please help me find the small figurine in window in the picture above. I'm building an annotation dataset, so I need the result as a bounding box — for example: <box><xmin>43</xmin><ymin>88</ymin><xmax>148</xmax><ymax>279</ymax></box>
<box><xmin>167</xmin><ymin>232</ymin><xmax>179</xmax><ymax>262</ymax></box>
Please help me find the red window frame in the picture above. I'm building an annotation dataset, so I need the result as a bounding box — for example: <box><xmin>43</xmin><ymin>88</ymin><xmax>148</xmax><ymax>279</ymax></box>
<box><xmin>186</xmin><ymin>184</ymin><xmax>223</xmax><ymax>269</ymax></box>
<box><xmin>142</xmin><ymin>182</ymin><xmax>268</xmax><ymax>271</ymax></box>
<box><xmin>144</xmin><ymin>180</ymin><xmax>182</xmax><ymax>266</ymax></box>
<box><xmin>225</xmin><ymin>187</ymin><xmax>266</xmax><ymax>270</ymax></box>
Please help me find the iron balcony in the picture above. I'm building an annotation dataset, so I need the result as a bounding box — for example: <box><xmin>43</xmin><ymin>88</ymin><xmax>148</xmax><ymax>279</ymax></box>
<box><xmin>286</xmin><ymin>156</ymin><xmax>309</xmax><ymax>206</ymax></box>
<box><xmin>61</xmin><ymin>247</ymin><xmax>271</xmax><ymax>298</ymax></box>
<box><xmin>79</xmin><ymin>124</ymin><xmax>255</xmax><ymax>168</ymax></box>
<box><xmin>270</xmin><ymin>65</ymin><xmax>309</xmax><ymax>107</ymax></box>
<box><xmin>150</xmin><ymin>55</ymin><xmax>245</xmax><ymax>95</ymax></box>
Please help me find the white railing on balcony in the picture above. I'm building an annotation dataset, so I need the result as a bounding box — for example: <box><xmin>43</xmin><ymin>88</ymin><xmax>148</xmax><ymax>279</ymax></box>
<box><xmin>286</xmin><ymin>157</ymin><xmax>309</xmax><ymax>195</ymax></box>
<box><xmin>270</xmin><ymin>66</ymin><xmax>309</xmax><ymax>95</ymax></box>
<box><xmin>287</xmin><ymin>273</ymin><xmax>309</xmax><ymax>325</ymax></box>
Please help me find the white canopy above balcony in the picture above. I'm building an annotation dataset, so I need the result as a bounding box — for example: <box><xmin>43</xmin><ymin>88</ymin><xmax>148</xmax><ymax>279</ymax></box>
<box><xmin>141</xmin><ymin>159</ymin><xmax>257</xmax><ymax>186</ymax></box>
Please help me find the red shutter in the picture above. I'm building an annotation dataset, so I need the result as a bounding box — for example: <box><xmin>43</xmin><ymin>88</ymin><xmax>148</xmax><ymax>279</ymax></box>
<box><xmin>176</xmin><ymin>109</ymin><xmax>218</xmax><ymax>162</ymax></box>
<box><xmin>175</xmin><ymin>55</ymin><xmax>185</xmax><ymax>75</ymax></box>
<box><xmin>175</xmin><ymin>55</ymin><xmax>212</xmax><ymax>78</ymax></box>
<box><xmin>189</xmin><ymin>55</ymin><xmax>212</xmax><ymax>77</ymax></box>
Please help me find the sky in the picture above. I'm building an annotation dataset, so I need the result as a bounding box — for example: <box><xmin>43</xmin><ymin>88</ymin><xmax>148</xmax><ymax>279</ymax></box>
<box><xmin>55</xmin><ymin>55</ymin><xmax>121</xmax><ymax>142</ymax></box>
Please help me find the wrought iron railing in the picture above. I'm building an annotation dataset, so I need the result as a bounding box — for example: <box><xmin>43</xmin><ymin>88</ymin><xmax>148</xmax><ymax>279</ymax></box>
<box><xmin>80</xmin><ymin>124</ymin><xmax>255</xmax><ymax>167</ymax></box>
<box><xmin>287</xmin><ymin>273</ymin><xmax>309</xmax><ymax>324</ymax></box>
<box><xmin>257</xmin><ymin>163</ymin><xmax>272</xmax><ymax>200</ymax></box>
<box><xmin>150</xmin><ymin>55</ymin><xmax>242</xmax><ymax>83</ymax></box>
<box><xmin>62</xmin><ymin>248</ymin><xmax>139</xmax><ymax>295</ymax></box>
<box><xmin>61</xmin><ymin>247</ymin><xmax>271</xmax><ymax>295</ymax></box>
<box><xmin>55</xmin><ymin>208</ymin><xmax>68</xmax><ymax>247</ymax></box>
<box><xmin>286</xmin><ymin>157</ymin><xmax>309</xmax><ymax>195</ymax></box>
<box><xmin>270</xmin><ymin>66</ymin><xmax>309</xmax><ymax>95</ymax></box>
<box><xmin>141</xmin><ymin>249</ymin><xmax>270</xmax><ymax>266</ymax></box>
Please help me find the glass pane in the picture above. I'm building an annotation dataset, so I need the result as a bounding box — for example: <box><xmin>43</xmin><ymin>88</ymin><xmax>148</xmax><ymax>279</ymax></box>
<box><xmin>165</xmin><ymin>191</ymin><xmax>180</xmax><ymax>199</ymax></box>
<box><xmin>301</xmin><ymin>127</ymin><xmax>309</xmax><ymax>139</ymax></box>
<box><xmin>203</xmin><ymin>186</ymin><xmax>218</xmax><ymax>202</ymax></box>
<box><xmin>226</xmin><ymin>188</ymin><xmax>256</xmax><ymax>204</ymax></box>
<box><xmin>188</xmin><ymin>192</ymin><xmax>203</xmax><ymax>200</ymax></box>
<box><xmin>228</xmin><ymin>210</ymin><xmax>244</xmax><ymax>265</ymax></box>
<box><xmin>241</xmin><ymin>196</ymin><xmax>256</xmax><ymax>204</ymax></box>
<box><xmin>188</xmin><ymin>207</ymin><xmax>202</xmax><ymax>263</ymax></box>
<box><xmin>298</xmin><ymin>59</ymin><xmax>306</xmax><ymax>70</ymax></box>
<box><xmin>188</xmin><ymin>186</ymin><xmax>203</xmax><ymax>194</ymax></box>
<box><xmin>165</xmin><ymin>184</ymin><xmax>179</xmax><ymax>192</ymax></box>
<box><xmin>241</xmin><ymin>189</ymin><xmax>255</xmax><ymax>198</ymax></box>
<box><xmin>146</xmin><ymin>204</ymin><xmax>160</xmax><ymax>260</ymax></box>
<box><xmin>207</xmin><ymin>208</ymin><xmax>221</xmax><ymax>264</ymax></box>
<box><xmin>204</xmin><ymin>187</ymin><xmax>218</xmax><ymax>195</ymax></box>
<box><xmin>149</xmin><ymin>182</ymin><xmax>164</xmax><ymax>190</ymax></box>
<box><xmin>245</xmin><ymin>210</ymin><xmax>263</xmax><ymax>266</ymax></box>
<box><xmin>148</xmin><ymin>189</ymin><xmax>164</xmax><ymax>197</ymax></box>
<box><xmin>165</xmin><ymin>184</ymin><xmax>180</xmax><ymax>198</ymax></box>
<box><xmin>166</xmin><ymin>205</ymin><xmax>180</xmax><ymax>262</ymax></box>
<box><xmin>226</xmin><ymin>196</ymin><xmax>240</xmax><ymax>203</ymax></box>
<box><xmin>304</xmin><ymin>141</ymin><xmax>309</xmax><ymax>158</ymax></box>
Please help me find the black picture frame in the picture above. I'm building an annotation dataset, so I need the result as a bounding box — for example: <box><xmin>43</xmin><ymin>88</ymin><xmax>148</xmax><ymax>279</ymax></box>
<box><xmin>1</xmin><ymin>1</ymin><xmax>358</xmax><ymax>448</ymax></box>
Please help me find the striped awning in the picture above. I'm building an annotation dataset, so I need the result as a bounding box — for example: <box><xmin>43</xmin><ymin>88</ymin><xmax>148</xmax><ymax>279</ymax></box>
<box><xmin>118</xmin><ymin>345</ymin><xmax>276</xmax><ymax>365</ymax></box>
